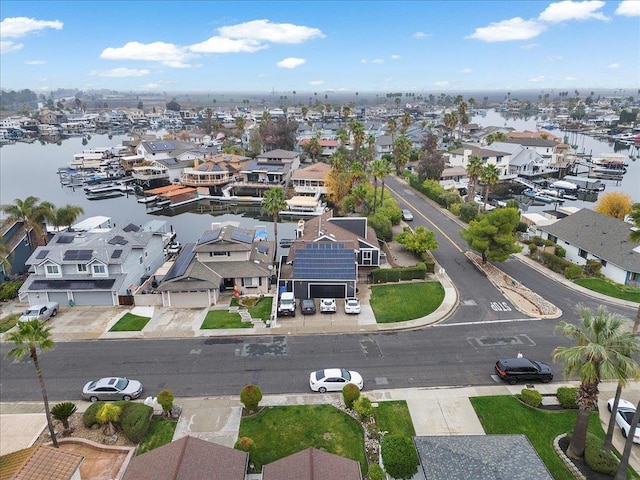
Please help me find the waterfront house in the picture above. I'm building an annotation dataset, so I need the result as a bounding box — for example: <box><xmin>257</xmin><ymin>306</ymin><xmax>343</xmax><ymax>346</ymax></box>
<box><xmin>179</xmin><ymin>153</ymin><xmax>252</xmax><ymax>194</ymax></box>
<box><xmin>538</xmin><ymin>208</ymin><xmax>640</xmax><ymax>286</ymax></box>
<box><xmin>19</xmin><ymin>219</ymin><xmax>166</xmax><ymax>306</ymax></box>
<box><xmin>0</xmin><ymin>220</ymin><xmax>32</xmax><ymax>281</ymax></box>
<box><xmin>291</xmin><ymin>162</ymin><xmax>331</xmax><ymax>196</ymax></box>
<box><xmin>232</xmin><ymin>149</ymin><xmax>300</xmax><ymax>195</ymax></box>
<box><xmin>446</xmin><ymin>144</ymin><xmax>512</xmax><ymax>177</ymax></box>
<box><xmin>299</xmin><ymin>137</ymin><xmax>340</xmax><ymax>157</ymax></box>
<box><xmin>486</xmin><ymin>142</ymin><xmax>557</xmax><ymax>178</ymax></box>
<box><xmin>156</xmin><ymin>223</ymin><xmax>274</xmax><ymax>308</ymax></box>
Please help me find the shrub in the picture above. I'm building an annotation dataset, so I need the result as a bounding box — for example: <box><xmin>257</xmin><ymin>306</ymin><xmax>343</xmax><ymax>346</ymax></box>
<box><xmin>381</xmin><ymin>434</ymin><xmax>419</xmax><ymax>480</ymax></box>
<box><xmin>342</xmin><ymin>383</ymin><xmax>360</xmax><ymax>408</ymax></box>
<box><xmin>51</xmin><ymin>401</ymin><xmax>77</xmax><ymax>431</ymax></box>
<box><xmin>538</xmin><ymin>251</ymin><xmax>573</xmax><ymax>274</ymax></box>
<box><xmin>240</xmin><ymin>384</ymin><xmax>263</xmax><ymax>412</ymax></box>
<box><xmin>0</xmin><ymin>280</ymin><xmax>23</xmax><ymax>302</ymax></box>
<box><xmin>234</xmin><ymin>436</ymin><xmax>256</xmax><ymax>455</ymax></box>
<box><xmin>458</xmin><ymin>202</ymin><xmax>479</xmax><ymax>223</ymax></box>
<box><xmin>518</xmin><ymin>388</ymin><xmax>542</xmax><ymax>408</ymax></box>
<box><xmin>121</xmin><ymin>404</ymin><xmax>153</xmax><ymax>443</ymax></box>
<box><xmin>554</xmin><ymin>244</ymin><xmax>566</xmax><ymax>258</ymax></box>
<box><xmin>368</xmin><ymin>212</ymin><xmax>393</xmax><ymax>242</ymax></box>
<box><xmin>584</xmin><ymin>260</ymin><xmax>603</xmax><ymax>276</ymax></box>
<box><xmin>83</xmin><ymin>401</ymin><xmax>105</xmax><ymax>427</ymax></box>
<box><xmin>585</xmin><ymin>432</ymin><xmax>618</xmax><ymax>475</ymax></box>
<box><xmin>516</xmin><ymin>221</ymin><xmax>528</xmax><ymax>233</ymax></box>
<box><xmin>368</xmin><ymin>464</ymin><xmax>386</xmax><ymax>480</ymax></box>
<box><xmin>530</xmin><ymin>236</ymin><xmax>544</xmax><ymax>246</ymax></box>
<box><xmin>96</xmin><ymin>403</ymin><xmax>122</xmax><ymax>436</ymax></box>
<box><xmin>528</xmin><ymin>243</ymin><xmax>538</xmax><ymax>254</ymax></box>
<box><xmin>157</xmin><ymin>389</ymin><xmax>174</xmax><ymax>416</ymax></box>
<box><xmin>556</xmin><ymin>387</ymin><xmax>578</xmax><ymax>409</ymax></box>
<box><xmin>564</xmin><ymin>265</ymin><xmax>583</xmax><ymax>280</ymax></box>
<box><xmin>354</xmin><ymin>396</ymin><xmax>373</xmax><ymax>421</ymax></box>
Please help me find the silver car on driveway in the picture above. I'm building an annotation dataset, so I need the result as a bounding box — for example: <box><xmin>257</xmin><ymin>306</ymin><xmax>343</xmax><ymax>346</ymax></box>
<box><xmin>82</xmin><ymin>377</ymin><xmax>143</xmax><ymax>402</ymax></box>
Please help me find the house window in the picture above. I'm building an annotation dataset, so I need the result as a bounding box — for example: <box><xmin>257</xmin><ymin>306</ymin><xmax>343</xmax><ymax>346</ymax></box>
<box><xmin>140</xmin><ymin>256</ymin><xmax>143</xmax><ymax>264</ymax></box>
<box><xmin>77</xmin><ymin>264</ymin><xmax>88</xmax><ymax>273</ymax></box>
<box><xmin>92</xmin><ymin>264</ymin><xmax>107</xmax><ymax>276</ymax></box>
<box><xmin>242</xmin><ymin>277</ymin><xmax>260</xmax><ymax>288</ymax></box>
<box><xmin>210</xmin><ymin>251</ymin><xmax>229</xmax><ymax>257</ymax></box>
<box><xmin>45</xmin><ymin>264</ymin><xmax>61</xmax><ymax>277</ymax></box>
<box><xmin>578</xmin><ymin>249</ymin><xmax>588</xmax><ymax>259</ymax></box>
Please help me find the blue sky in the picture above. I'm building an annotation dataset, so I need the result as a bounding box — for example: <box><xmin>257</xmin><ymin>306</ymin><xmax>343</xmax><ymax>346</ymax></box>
<box><xmin>1</xmin><ymin>1</ymin><xmax>639</xmax><ymax>94</ymax></box>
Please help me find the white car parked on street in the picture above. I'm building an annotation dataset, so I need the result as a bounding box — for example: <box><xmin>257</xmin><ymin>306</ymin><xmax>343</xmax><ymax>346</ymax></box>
<box><xmin>309</xmin><ymin>368</ymin><xmax>364</xmax><ymax>393</ymax></box>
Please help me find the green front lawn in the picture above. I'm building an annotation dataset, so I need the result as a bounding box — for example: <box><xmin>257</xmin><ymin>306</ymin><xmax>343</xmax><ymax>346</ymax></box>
<box><xmin>471</xmin><ymin>395</ymin><xmax>603</xmax><ymax>480</ymax></box>
<box><xmin>374</xmin><ymin>400</ymin><xmax>415</xmax><ymax>437</ymax></box>
<box><xmin>0</xmin><ymin>313</ymin><xmax>19</xmax><ymax>333</ymax></box>
<box><xmin>574</xmin><ymin>277</ymin><xmax>640</xmax><ymax>303</ymax></box>
<box><xmin>248</xmin><ymin>296</ymin><xmax>273</xmax><ymax>321</ymax></box>
<box><xmin>109</xmin><ymin>313</ymin><xmax>151</xmax><ymax>332</ymax></box>
<box><xmin>201</xmin><ymin>309</ymin><xmax>251</xmax><ymax>329</ymax></box>
<box><xmin>238</xmin><ymin>405</ymin><xmax>367</xmax><ymax>474</ymax></box>
<box><xmin>370</xmin><ymin>282</ymin><xmax>444</xmax><ymax>323</ymax></box>
<box><xmin>137</xmin><ymin>417</ymin><xmax>177</xmax><ymax>455</ymax></box>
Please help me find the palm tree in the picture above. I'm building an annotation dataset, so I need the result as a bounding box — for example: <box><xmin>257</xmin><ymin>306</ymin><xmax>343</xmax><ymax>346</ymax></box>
<box><xmin>376</xmin><ymin>159</ymin><xmax>394</xmax><ymax>206</ymax></box>
<box><xmin>369</xmin><ymin>159</ymin><xmax>387</xmax><ymax>213</ymax></box>
<box><xmin>480</xmin><ymin>164</ymin><xmax>500</xmax><ymax>210</ymax></box>
<box><xmin>387</xmin><ymin>118</ymin><xmax>397</xmax><ymax>143</ymax></box>
<box><xmin>629</xmin><ymin>203</ymin><xmax>640</xmax><ymax>334</ymax></box>
<box><xmin>392</xmin><ymin>135</ymin><xmax>412</xmax><ymax>175</ymax></box>
<box><xmin>262</xmin><ymin>187</ymin><xmax>288</xmax><ymax>262</ymax></box>
<box><xmin>553</xmin><ymin>305</ymin><xmax>640</xmax><ymax>459</ymax></box>
<box><xmin>5</xmin><ymin>319</ymin><xmax>58</xmax><ymax>447</ymax></box>
<box><xmin>51</xmin><ymin>401</ymin><xmax>78</xmax><ymax>435</ymax></box>
<box><xmin>0</xmin><ymin>241</ymin><xmax>12</xmax><ymax>278</ymax></box>
<box><xmin>51</xmin><ymin>204</ymin><xmax>84</xmax><ymax>231</ymax></box>
<box><xmin>1</xmin><ymin>197</ymin><xmax>55</xmax><ymax>250</ymax></box>
<box><xmin>466</xmin><ymin>156</ymin><xmax>484</xmax><ymax>203</ymax></box>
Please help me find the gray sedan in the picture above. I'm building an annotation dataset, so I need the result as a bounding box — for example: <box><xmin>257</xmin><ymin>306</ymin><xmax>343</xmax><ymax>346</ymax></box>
<box><xmin>82</xmin><ymin>377</ymin><xmax>143</xmax><ymax>402</ymax></box>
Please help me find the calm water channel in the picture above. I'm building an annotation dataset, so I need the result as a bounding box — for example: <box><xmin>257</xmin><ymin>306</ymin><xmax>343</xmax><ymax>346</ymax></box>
<box><xmin>0</xmin><ymin>110</ymin><xmax>638</xmax><ymax>244</ymax></box>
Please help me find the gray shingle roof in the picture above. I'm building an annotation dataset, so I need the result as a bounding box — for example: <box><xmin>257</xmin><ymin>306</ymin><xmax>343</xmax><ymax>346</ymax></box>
<box><xmin>413</xmin><ymin>435</ymin><xmax>553</xmax><ymax>480</ymax></box>
<box><xmin>539</xmin><ymin>208</ymin><xmax>640</xmax><ymax>271</ymax></box>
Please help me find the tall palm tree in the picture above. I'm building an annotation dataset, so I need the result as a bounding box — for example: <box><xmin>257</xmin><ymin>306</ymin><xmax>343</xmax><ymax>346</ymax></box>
<box><xmin>466</xmin><ymin>156</ymin><xmax>484</xmax><ymax>203</ymax></box>
<box><xmin>392</xmin><ymin>135</ymin><xmax>412</xmax><ymax>175</ymax></box>
<box><xmin>629</xmin><ymin>203</ymin><xmax>640</xmax><ymax>334</ymax></box>
<box><xmin>400</xmin><ymin>112</ymin><xmax>412</xmax><ymax>134</ymax></box>
<box><xmin>0</xmin><ymin>241</ymin><xmax>12</xmax><ymax>278</ymax></box>
<box><xmin>5</xmin><ymin>320</ymin><xmax>59</xmax><ymax>447</ymax></box>
<box><xmin>262</xmin><ymin>187</ymin><xmax>288</xmax><ymax>262</ymax></box>
<box><xmin>553</xmin><ymin>305</ymin><xmax>640</xmax><ymax>459</ymax></box>
<box><xmin>369</xmin><ymin>159</ymin><xmax>387</xmax><ymax>213</ymax></box>
<box><xmin>51</xmin><ymin>204</ymin><xmax>84</xmax><ymax>231</ymax></box>
<box><xmin>1</xmin><ymin>197</ymin><xmax>55</xmax><ymax>250</ymax></box>
<box><xmin>376</xmin><ymin>159</ymin><xmax>394</xmax><ymax>207</ymax></box>
<box><xmin>480</xmin><ymin>164</ymin><xmax>500</xmax><ymax>211</ymax></box>
<box><xmin>387</xmin><ymin>118</ymin><xmax>397</xmax><ymax>143</ymax></box>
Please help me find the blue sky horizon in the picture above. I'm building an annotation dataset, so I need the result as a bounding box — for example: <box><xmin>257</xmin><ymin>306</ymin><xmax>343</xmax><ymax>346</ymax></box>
<box><xmin>1</xmin><ymin>1</ymin><xmax>639</xmax><ymax>94</ymax></box>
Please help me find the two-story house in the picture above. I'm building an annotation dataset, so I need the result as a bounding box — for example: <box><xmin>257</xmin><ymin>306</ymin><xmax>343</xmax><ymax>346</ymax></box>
<box><xmin>19</xmin><ymin>222</ymin><xmax>166</xmax><ymax>306</ymax></box>
<box><xmin>157</xmin><ymin>223</ymin><xmax>274</xmax><ymax>307</ymax></box>
<box><xmin>179</xmin><ymin>154</ymin><xmax>252</xmax><ymax>195</ymax></box>
<box><xmin>233</xmin><ymin>149</ymin><xmax>300</xmax><ymax>195</ymax></box>
<box><xmin>446</xmin><ymin>144</ymin><xmax>512</xmax><ymax>177</ymax></box>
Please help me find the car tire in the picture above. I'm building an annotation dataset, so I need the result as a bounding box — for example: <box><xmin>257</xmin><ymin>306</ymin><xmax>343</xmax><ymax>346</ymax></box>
<box><xmin>123</xmin><ymin>395</ymin><xmax>132</xmax><ymax>401</ymax></box>
<box><xmin>51</xmin><ymin>309</ymin><xmax>58</xmax><ymax>317</ymax></box>
<box><xmin>622</xmin><ymin>428</ymin><xmax>628</xmax><ymax>438</ymax></box>
<box><xmin>90</xmin><ymin>396</ymin><xmax>99</xmax><ymax>402</ymax></box>
<box><xmin>507</xmin><ymin>377</ymin><xmax>517</xmax><ymax>385</ymax></box>
<box><xmin>607</xmin><ymin>403</ymin><xmax>612</xmax><ymax>412</ymax></box>
<box><xmin>318</xmin><ymin>387</ymin><xmax>327</xmax><ymax>393</ymax></box>
<box><xmin>542</xmin><ymin>376</ymin><xmax>552</xmax><ymax>383</ymax></box>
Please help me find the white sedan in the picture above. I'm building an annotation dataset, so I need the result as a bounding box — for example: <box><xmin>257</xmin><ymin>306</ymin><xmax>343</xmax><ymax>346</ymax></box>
<box><xmin>309</xmin><ymin>368</ymin><xmax>364</xmax><ymax>393</ymax></box>
<box><xmin>319</xmin><ymin>298</ymin><xmax>337</xmax><ymax>313</ymax></box>
<box><xmin>344</xmin><ymin>298</ymin><xmax>361</xmax><ymax>314</ymax></box>
<box><xmin>607</xmin><ymin>398</ymin><xmax>640</xmax><ymax>444</ymax></box>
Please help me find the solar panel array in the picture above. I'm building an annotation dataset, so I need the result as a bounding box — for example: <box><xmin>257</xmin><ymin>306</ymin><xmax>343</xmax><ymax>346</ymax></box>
<box><xmin>63</xmin><ymin>249</ymin><xmax>93</xmax><ymax>261</ymax></box>
<box><xmin>230</xmin><ymin>228</ymin><xmax>253</xmax><ymax>244</ymax></box>
<box><xmin>107</xmin><ymin>235</ymin><xmax>128</xmax><ymax>245</ymax></box>
<box><xmin>257</xmin><ymin>243</ymin><xmax>269</xmax><ymax>254</ymax></box>
<box><xmin>111</xmin><ymin>249</ymin><xmax>123</xmax><ymax>259</ymax></box>
<box><xmin>196</xmin><ymin>229</ymin><xmax>221</xmax><ymax>245</ymax></box>
<box><xmin>36</xmin><ymin>249</ymin><xmax>49</xmax><ymax>259</ymax></box>
<box><xmin>164</xmin><ymin>244</ymin><xmax>195</xmax><ymax>281</ymax></box>
<box><xmin>293</xmin><ymin>242</ymin><xmax>355</xmax><ymax>280</ymax></box>
<box><xmin>57</xmin><ymin>235</ymin><xmax>74</xmax><ymax>244</ymax></box>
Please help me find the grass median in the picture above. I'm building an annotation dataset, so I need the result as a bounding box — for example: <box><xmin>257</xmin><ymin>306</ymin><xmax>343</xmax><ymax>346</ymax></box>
<box><xmin>370</xmin><ymin>281</ymin><xmax>445</xmax><ymax>323</ymax></box>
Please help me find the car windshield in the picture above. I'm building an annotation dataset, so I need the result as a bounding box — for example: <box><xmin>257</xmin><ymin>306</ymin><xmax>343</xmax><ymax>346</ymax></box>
<box><xmin>24</xmin><ymin>309</ymin><xmax>39</xmax><ymax>315</ymax></box>
<box><xmin>115</xmin><ymin>378</ymin><xmax>129</xmax><ymax>390</ymax></box>
<box><xmin>347</xmin><ymin>299</ymin><xmax>358</xmax><ymax>305</ymax></box>
<box><xmin>87</xmin><ymin>381</ymin><xmax>97</xmax><ymax>390</ymax></box>
<box><xmin>315</xmin><ymin>370</ymin><xmax>325</xmax><ymax>380</ymax></box>
<box><xmin>341</xmin><ymin>368</ymin><xmax>351</xmax><ymax>381</ymax></box>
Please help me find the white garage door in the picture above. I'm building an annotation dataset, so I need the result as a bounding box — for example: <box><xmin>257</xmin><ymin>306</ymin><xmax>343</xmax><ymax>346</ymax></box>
<box><xmin>72</xmin><ymin>291</ymin><xmax>114</xmax><ymax>306</ymax></box>
<box><xmin>168</xmin><ymin>291</ymin><xmax>210</xmax><ymax>308</ymax></box>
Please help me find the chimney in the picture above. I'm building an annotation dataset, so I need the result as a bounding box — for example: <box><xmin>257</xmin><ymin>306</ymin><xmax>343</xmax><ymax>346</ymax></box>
<box><xmin>296</xmin><ymin>219</ymin><xmax>305</xmax><ymax>239</ymax></box>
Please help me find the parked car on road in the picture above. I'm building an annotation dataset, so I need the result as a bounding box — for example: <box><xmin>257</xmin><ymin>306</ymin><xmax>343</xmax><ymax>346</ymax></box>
<box><xmin>19</xmin><ymin>302</ymin><xmax>59</xmax><ymax>323</ymax></box>
<box><xmin>494</xmin><ymin>357</ymin><xmax>553</xmax><ymax>385</ymax></box>
<box><xmin>607</xmin><ymin>398</ymin><xmax>640</xmax><ymax>444</ymax></box>
<box><xmin>319</xmin><ymin>298</ymin><xmax>337</xmax><ymax>313</ymax></box>
<box><xmin>300</xmin><ymin>298</ymin><xmax>316</xmax><ymax>315</ymax></box>
<box><xmin>309</xmin><ymin>368</ymin><xmax>364</xmax><ymax>393</ymax></box>
<box><xmin>344</xmin><ymin>298</ymin><xmax>361</xmax><ymax>314</ymax></box>
<box><xmin>82</xmin><ymin>377</ymin><xmax>143</xmax><ymax>402</ymax></box>
<box><xmin>402</xmin><ymin>209</ymin><xmax>414</xmax><ymax>221</ymax></box>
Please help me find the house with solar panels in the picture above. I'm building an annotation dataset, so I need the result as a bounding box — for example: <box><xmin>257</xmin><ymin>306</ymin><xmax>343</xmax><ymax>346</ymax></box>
<box><xmin>156</xmin><ymin>223</ymin><xmax>274</xmax><ymax>307</ymax></box>
<box><xmin>19</xmin><ymin>219</ymin><xmax>166</xmax><ymax>306</ymax></box>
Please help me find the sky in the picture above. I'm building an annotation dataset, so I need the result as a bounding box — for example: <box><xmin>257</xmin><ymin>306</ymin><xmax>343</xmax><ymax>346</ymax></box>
<box><xmin>1</xmin><ymin>0</ymin><xmax>639</xmax><ymax>94</ymax></box>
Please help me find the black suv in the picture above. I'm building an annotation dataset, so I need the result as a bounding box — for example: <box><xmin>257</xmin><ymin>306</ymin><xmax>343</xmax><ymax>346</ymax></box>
<box><xmin>494</xmin><ymin>358</ymin><xmax>553</xmax><ymax>385</ymax></box>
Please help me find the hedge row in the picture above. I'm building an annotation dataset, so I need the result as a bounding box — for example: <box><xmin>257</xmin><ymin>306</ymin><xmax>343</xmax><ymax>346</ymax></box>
<box><xmin>371</xmin><ymin>263</ymin><xmax>427</xmax><ymax>283</ymax></box>
<box><xmin>82</xmin><ymin>400</ymin><xmax>153</xmax><ymax>443</ymax></box>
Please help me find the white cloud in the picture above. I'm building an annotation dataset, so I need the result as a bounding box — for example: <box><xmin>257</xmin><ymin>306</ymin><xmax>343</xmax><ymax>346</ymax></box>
<box><xmin>616</xmin><ymin>0</ymin><xmax>640</xmax><ymax>16</ymax></box>
<box><xmin>0</xmin><ymin>40</ymin><xmax>23</xmax><ymax>54</ymax></box>
<box><xmin>434</xmin><ymin>81</ymin><xmax>450</xmax><ymax>87</ymax></box>
<box><xmin>529</xmin><ymin>75</ymin><xmax>546</xmax><ymax>82</ymax></box>
<box><xmin>309</xmin><ymin>80</ymin><xmax>324</xmax><ymax>85</ymax></box>
<box><xmin>189</xmin><ymin>37</ymin><xmax>266</xmax><ymax>53</ymax></box>
<box><xmin>0</xmin><ymin>17</ymin><xmax>63</xmax><ymax>38</ymax></box>
<box><xmin>413</xmin><ymin>31</ymin><xmax>432</xmax><ymax>39</ymax></box>
<box><xmin>461</xmin><ymin>68</ymin><xmax>472</xmax><ymax>74</ymax></box>
<box><xmin>277</xmin><ymin>57</ymin><xmax>306</xmax><ymax>69</ymax></box>
<box><xmin>372</xmin><ymin>58</ymin><xmax>384</xmax><ymax>64</ymax></box>
<box><xmin>101</xmin><ymin>41</ymin><xmax>195</xmax><ymax>68</ymax></box>
<box><xmin>391</xmin><ymin>54</ymin><xmax>401</xmax><ymax>60</ymax></box>
<box><xmin>360</xmin><ymin>59</ymin><xmax>368</xmax><ymax>64</ymax></box>
<box><xmin>25</xmin><ymin>60</ymin><xmax>45</xmax><ymax>65</ymax></box>
<box><xmin>521</xmin><ymin>43</ymin><xmax>539</xmax><ymax>50</ymax></box>
<box><xmin>539</xmin><ymin>1</ymin><xmax>609</xmax><ymax>23</ymax></box>
<box><xmin>218</xmin><ymin>19</ymin><xmax>325</xmax><ymax>44</ymax></box>
<box><xmin>565</xmin><ymin>76</ymin><xmax>577</xmax><ymax>80</ymax></box>
<box><xmin>546</xmin><ymin>55</ymin><xmax>564</xmax><ymax>62</ymax></box>
<box><xmin>467</xmin><ymin>17</ymin><xmax>546</xmax><ymax>42</ymax></box>
<box><xmin>608</xmin><ymin>63</ymin><xmax>621</xmax><ymax>69</ymax></box>
<box><xmin>93</xmin><ymin>67</ymin><xmax>150</xmax><ymax>78</ymax></box>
